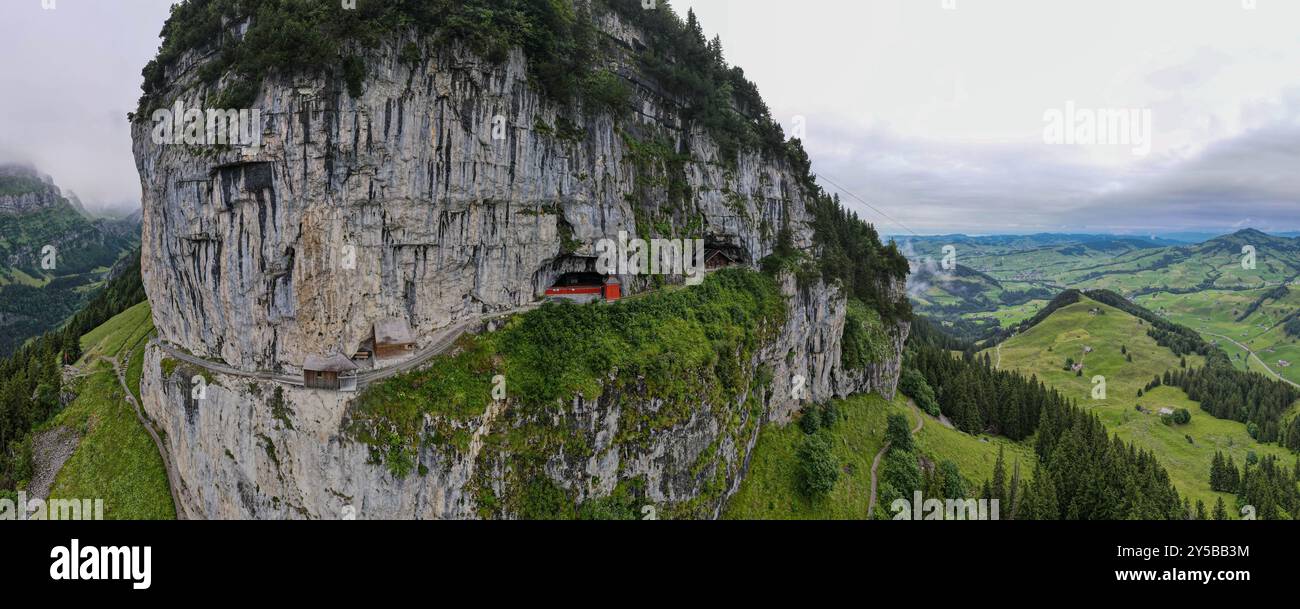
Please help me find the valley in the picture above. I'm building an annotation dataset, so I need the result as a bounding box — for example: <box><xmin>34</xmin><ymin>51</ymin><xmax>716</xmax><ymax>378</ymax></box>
<box><xmin>887</xmin><ymin>229</ymin><xmax>1300</xmax><ymax>518</ymax></box>
<box><xmin>0</xmin><ymin>164</ymin><xmax>139</xmax><ymax>356</ymax></box>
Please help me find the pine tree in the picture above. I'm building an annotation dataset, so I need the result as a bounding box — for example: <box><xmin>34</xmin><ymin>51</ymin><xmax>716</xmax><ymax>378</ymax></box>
<box><xmin>1007</xmin><ymin>460</ymin><xmax>1022</xmax><ymax>520</ymax></box>
<box><xmin>991</xmin><ymin>446</ymin><xmax>1007</xmax><ymax>504</ymax></box>
<box><xmin>939</xmin><ymin>460</ymin><xmax>966</xmax><ymax>499</ymax></box>
<box><xmin>1195</xmin><ymin>499</ymin><xmax>1207</xmax><ymax>521</ymax></box>
<box><xmin>1030</xmin><ymin>464</ymin><xmax>1059</xmax><ymax>520</ymax></box>
<box><xmin>707</xmin><ymin>35</ymin><xmax>724</xmax><ymax>67</ymax></box>
<box><xmin>1213</xmin><ymin>497</ymin><xmax>1228</xmax><ymax>520</ymax></box>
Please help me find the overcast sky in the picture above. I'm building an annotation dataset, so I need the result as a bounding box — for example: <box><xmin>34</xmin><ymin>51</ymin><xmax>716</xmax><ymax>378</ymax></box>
<box><xmin>0</xmin><ymin>0</ymin><xmax>174</xmax><ymax>213</ymax></box>
<box><xmin>679</xmin><ymin>0</ymin><xmax>1300</xmax><ymax>235</ymax></box>
<box><xmin>1</xmin><ymin>0</ymin><xmax>1297</xmax><ymax>234</ymax></box>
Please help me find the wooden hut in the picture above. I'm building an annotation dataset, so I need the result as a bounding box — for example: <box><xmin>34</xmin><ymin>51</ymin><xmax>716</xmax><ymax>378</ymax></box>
<box><xmin>303</xmin><ymin>354</ymin><xmax>359</xmax><ymax>392</ymax></box>
<box><xmin>374</xmin><ymin>318</ymin><xmax>417</xmax><ymax>360</ymax></box>
<box><xmin>705</xmin><ymin>249</ymin><xmax>739</xmax><ymax>270</ymax></box>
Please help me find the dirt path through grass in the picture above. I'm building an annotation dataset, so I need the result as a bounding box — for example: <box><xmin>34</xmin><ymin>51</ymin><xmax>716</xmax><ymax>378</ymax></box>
<box><xmin>111</xmin><ymin>354</ymin><xmax>186</xmax><ymax>520</ymax></box>
<box><xmin>866</xmin><ymin>399</ymin><xmax>923</xmax><ymax>519</ymax></box>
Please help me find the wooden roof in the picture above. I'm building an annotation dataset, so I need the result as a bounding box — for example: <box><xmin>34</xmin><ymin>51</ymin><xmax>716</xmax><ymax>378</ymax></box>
<box><xmin>374</xmin><ymin>318</ymin><xmax>415</xmax><ymax>346</ymax></box>
<box><xmin>706</xmin><ymin>249</ymin><xmax>738</xmax><ymax>263</ymax></box>
<box><xmin>304</xmin><ymin>353</ymin><xmax>358</xmax><ymax>373</ymax></box>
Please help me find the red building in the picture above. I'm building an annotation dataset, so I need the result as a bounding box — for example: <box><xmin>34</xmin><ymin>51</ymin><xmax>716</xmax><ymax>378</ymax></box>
<box><xmin>545</xmin><ymin>273</ymin><xmax>621</xmax><ymax>303</ymax></box>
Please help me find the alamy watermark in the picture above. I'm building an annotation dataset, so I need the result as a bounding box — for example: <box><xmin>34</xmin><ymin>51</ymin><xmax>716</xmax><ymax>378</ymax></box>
<box><xmin>1043</xmin><ymin>101</ymin><xmax>1151</xmax><ymax>156</ymax></box>
<box><xmin>891</xmin><ymin>491</ymin><xmax>1000</xmax><ymax>520</ymax></box>
<box><xmin>594</xmin><ymin>231</ymin><xmax>706</xmax><ymax>286</ymax></box>
<box><xmin>1241</xmin><ymin>245</ymin><xmax>1256</xmax><ymax>270</ymax></box>
<box><xmin>1</xmin><ymin>492</ymin><xmax>104</xmax><ymax>520</ymax></box>
<box><xmin>49</xmin><ymin>539</ymin><xmax>151</xmax><ymax>590</ymax></box>
<box><xmin>151</xmin><ymin>101</ymin><xmax>261</xmax><ymax>149</ymax></box>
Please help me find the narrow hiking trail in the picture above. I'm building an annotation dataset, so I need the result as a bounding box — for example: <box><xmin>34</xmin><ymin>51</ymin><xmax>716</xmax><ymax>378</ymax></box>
<box><xmin>866</xmin><ymin>400</ymin><xmax>923</xmax><ymax>519</ymax></box>
<box><xmin>111</xmin><ymin>354</ymin><xmax>186</xmax><ymax>520</ymax></box>
<box><xmin>153</xmin><ymin>305</ymin><xmax>540</xmax><ymax>391</ymax></box>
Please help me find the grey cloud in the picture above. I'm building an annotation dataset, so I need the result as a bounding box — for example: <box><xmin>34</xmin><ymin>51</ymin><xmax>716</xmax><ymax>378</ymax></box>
<box><xmin>0</xmin><ymin>0</ymin><xmax>175</xmax><ymax>214</ymax></box>
<box><xmin>809</xmin><ymin>100</ymin><xmax>1300</xmax><ymax>235</ymax></box>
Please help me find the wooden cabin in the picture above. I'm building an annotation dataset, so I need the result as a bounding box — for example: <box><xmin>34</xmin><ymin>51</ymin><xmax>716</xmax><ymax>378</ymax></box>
<box><xmin>374</xmin><ymin>318</ymin><xmax>417</xmax><ymax>360</ymax></box>
<box><xmin>705</xmin><ymin>249</ymin><xmax>739</xmax><ymax>270</ymax></box>
<box><xmin>303</xmin><ymin>354</ymin><xmax>359</xmax><ymax>392</ymax></box>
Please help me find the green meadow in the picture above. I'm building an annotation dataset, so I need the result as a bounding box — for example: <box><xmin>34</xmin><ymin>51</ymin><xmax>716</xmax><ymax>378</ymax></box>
<box><xmin>986</xmin><ymin>295</ymin><xmax>1294</xmax><ymax>511</ymax></box>
<box><xmin>38</xmin><ymin>301</ymin><xmax>172</xmax><ymax>519</ymax></box>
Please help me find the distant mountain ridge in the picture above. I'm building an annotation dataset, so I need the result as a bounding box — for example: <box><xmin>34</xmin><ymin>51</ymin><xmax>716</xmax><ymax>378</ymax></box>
<box><xmin>0</xmin><ymin>164</ymin><xmax>65</xmax><ymax>214</ymax></box>
<box><xmin>0</xmin><ymin>163</ymin><xmax>140</xmax><ymax>355</ymax></box>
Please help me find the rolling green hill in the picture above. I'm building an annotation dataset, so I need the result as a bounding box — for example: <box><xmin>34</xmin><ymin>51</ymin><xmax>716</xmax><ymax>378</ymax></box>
<box><xmin>985</xmin><ymin>294</ymin><xmax>1295</xmax><ymax>510</ymax></box>
<box><xmin>1139</xmin><ymin>284</ymin><xmax>1300</xmax><ymax>387</ymax></box>
<box><xmin>900</xmin><ymin>234</ymin><xmax>1168</xmax><ymax>340</ymax></box>
<box><xmin>902</xmin><ymin>230</ymin><xmax>1300</xmax><ymax>390</ymax></box>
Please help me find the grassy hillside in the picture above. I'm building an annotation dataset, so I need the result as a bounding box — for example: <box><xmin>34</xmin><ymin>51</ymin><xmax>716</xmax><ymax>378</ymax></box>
<box><xmin>37</xmin><ymin>302</ymin><xmax>171</xmax><ymax>519</ymax></box>
<box><xmin>900</xmin><ymin>234</ymin><xmax>1165</xmax><ymax>332</ymax></box>
<box><xmin>724</xmin><ymin>394</ymin><xmax>890</xmax><ymax>519</ymax></box>
<box><xmin>79</xmin><ymin>300</ymin><xmax>154</xmax><ymax>364</ymax></box>
<box><xmin>987</xmin><ymin>295</ymin><xmax>1294</xmax><ymax>510</ymax></box>
<box><xmin>724</xmin><ymin>392</ymin><xmax>1027</xmax><ymax>519</ymax></box>
<box><xmin>42</xmin><ymin>361</ymin><xmax>174</xmax><ymax>520</ymax></box>
<box><xmin>906</xmin><ymin>401</ymin><xmax>1035</xmax><ymax>490</ymax></box>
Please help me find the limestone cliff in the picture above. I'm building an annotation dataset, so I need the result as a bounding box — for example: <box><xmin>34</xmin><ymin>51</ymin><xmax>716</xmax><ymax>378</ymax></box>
<box><xmin>134</xmin><ymin>5</ymin><xmax>909</xmax><ymax>519</ymax></box>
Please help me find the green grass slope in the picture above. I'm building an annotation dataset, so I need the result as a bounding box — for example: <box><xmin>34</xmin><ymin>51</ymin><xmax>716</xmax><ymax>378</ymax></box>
<box><xmin>79</xmin><ymin>300</ymin><xmax>153</xmax><ymax>362</ymax></box>
<box><xmin>42</xmin><ymin>361</ymin><xmax>174</xmax><ymax>520</ymax></box>
<box><xmin>724</xmin><ymin>394</ymin><xmax>890</xmax><ymax>519</ymax></box>
<box><xmin>39</xmin><ymin>302</ymin><xmax>171</xmax><ymax>519</ymax></box>
<box><xmin>987</xmin><ymin>295</ymin><xmax>1293</xmax><ymax>510</ymax></box>
<box><xmin>724</xmin><ymin>392</ymin><xmax>1028</xmax><ymax>519</ymax></box>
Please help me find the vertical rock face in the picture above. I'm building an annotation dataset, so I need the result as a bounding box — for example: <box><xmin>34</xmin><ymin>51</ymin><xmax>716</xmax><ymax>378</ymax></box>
<box><xmin>133</xmin><ymin>25</ymin><xmax>812</xmax><ymax>372</ymax></box>
<box><xmin>139</xmin><ymin>272</ymin><xmax>907</xmax><ymax>520</ymax></box>
<box><xmin>134</xmin><ymin>13</ymin><xmax>909</xmax><ymax>518</ymax></box>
